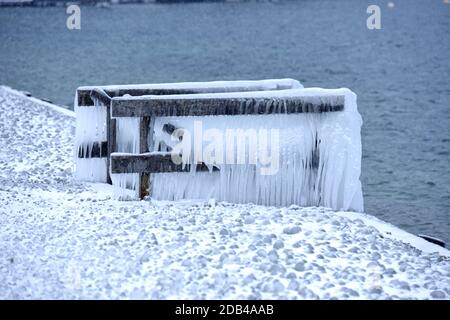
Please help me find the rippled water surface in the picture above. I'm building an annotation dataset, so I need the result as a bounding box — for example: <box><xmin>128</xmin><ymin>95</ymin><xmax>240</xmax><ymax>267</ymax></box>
<box><xmin>0</xmin><ymin>0</ymin><xmax>449</xmax><ymax>243</ymax></box>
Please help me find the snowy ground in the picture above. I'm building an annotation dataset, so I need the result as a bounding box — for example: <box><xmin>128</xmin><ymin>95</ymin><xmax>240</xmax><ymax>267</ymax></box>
<box><xmin>0</xmin><ymin>86</ymin><xmax>449</xmax><ymax>300</ymax></box>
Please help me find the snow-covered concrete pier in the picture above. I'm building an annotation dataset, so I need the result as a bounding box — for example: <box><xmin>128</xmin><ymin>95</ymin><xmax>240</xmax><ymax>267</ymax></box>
<box><xmin>0</xmin><ymin>86</ymin><xmax>449</xmax><ymax>299</ymax></box>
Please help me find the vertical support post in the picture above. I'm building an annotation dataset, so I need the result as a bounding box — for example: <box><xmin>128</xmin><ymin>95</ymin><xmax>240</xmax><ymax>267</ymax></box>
<box><xmin>90</xmin><ymin>89</ymin><xmax>114</xmax><ymax>184</ymax></box>
<box><xmin>139</xmin><ymin>116</ymin><xmax>154</xmax><ymax>199</ymax></box>
<box><xmin>106</xmin><ymin>105</ymin><xmax>116</xmax><ymax>184</ymax></box>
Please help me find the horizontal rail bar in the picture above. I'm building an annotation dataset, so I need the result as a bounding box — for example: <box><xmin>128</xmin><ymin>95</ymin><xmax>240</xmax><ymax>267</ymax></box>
<box><xmin>111</xmin><ymin>96</ymin><xmax>345</xmax><ymax>118</ymax></box>
<box><xmin>78</xmin><ymin>88</ymin><xmax>200</xmax><ymax>106</ymax></box>
<box><xmin>77</xmin><ymin>141</ymin><xmax>108</xmax><ymax>158</ymax></box>
<box><xmin>111</xmin><ymin>153</ymin><xmax>219</xmax><ymax>174</ymax></box>
<box><xmin>77</xmin><ymin>80</ymin><xmax>299</xmax><ymax>106</ymax></box>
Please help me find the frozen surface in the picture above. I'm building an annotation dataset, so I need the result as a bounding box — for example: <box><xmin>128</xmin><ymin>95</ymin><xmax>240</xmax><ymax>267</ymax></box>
<box><xmin>120</xmin><ymin>87</ymin><xmax>345</xmax><ymax>101</ymax></box>
<box><xmin>78</xmin><ymin>78</ymin><xmax>303</xmax><ymax>92</ymax></box>
<box><xmin>0</xmin><ymin>86</ymin><xmax>449</xmax><ymax>299</ymax></box>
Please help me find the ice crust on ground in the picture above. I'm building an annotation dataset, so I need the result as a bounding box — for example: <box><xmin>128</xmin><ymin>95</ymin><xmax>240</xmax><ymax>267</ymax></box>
<box><xmin>1</xmin><ymin>86</ymin><xmax>449</xmax><ymax>299</ymax></box>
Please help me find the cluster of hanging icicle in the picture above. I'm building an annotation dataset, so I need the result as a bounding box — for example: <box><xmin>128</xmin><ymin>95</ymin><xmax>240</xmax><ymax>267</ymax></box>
<box><xmin>150</xmin><ymin>88</ymin><xmax>363</xmax><ymax>212</ymax></box>
<box><xmin>74</xmin><ymin>93</ymin><xmax>108</xmax><ymax>182</ymax></box>
<box><xmin>110</xmin><ymin>117</ymin><xmax>140</xmax><ymax>199</ymax></box>
<box><xmin>74</xmin><ymin>92</ymin><xmax>140</xmax><ymax>198</ymax></box>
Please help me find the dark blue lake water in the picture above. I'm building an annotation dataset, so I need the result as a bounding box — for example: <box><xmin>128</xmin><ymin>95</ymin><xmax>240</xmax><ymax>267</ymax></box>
<box><xmin>1</xmin><ymin>0</ymin><xmax>449</xmax><ymax>244</ymax></box>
